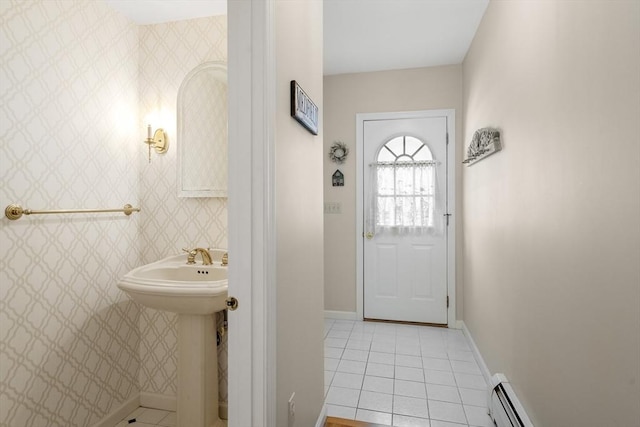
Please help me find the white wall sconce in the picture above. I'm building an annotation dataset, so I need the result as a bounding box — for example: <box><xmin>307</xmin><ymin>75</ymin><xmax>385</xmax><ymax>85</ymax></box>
<box><xmin>144</xmin><ymin>124</ymin><xmax>168</xmax><ymax>163</ymax></box>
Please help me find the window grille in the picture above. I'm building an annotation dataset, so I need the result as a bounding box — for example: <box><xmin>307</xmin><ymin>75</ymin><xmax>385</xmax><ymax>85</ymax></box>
<box><xmin>368</xmin><ymin>136</ymin><xmax>443</xmax><ymax>235</ymax></box>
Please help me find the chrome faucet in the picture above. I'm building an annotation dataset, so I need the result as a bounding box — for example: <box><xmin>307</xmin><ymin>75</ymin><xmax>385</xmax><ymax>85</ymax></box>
<box><xmin>182</xmin><ymin>247</ymin><xmax>213</xmax><ymax>265</ymax></box>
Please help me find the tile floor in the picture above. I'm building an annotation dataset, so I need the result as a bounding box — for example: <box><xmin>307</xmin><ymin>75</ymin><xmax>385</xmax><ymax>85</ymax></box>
<box><xmin>324</xmin><ymin>319</ymin><xmax>492</xmax><ymax>427</ymax></box>
<box><xmin>114</xmin><ymin>407</ymin><xmax>176</xmax><ymax>427</ymax></box>
<box><xmin>114</xmin><ymin>319</ymin><xmax>490</xmax><ymax>427</ymax></box>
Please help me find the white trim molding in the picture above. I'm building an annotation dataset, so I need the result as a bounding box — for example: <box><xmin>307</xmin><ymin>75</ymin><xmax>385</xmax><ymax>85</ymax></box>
<box><xmin>461</xmin><ymin>321</ymin><xmax>492</xmax><ymax>383</ymax></box>
<box><xmin>228</xmin><ymin>0</ymin><xmax>276</xmax><ymax>426</ymax></box>
<box><xmin>314</xmin><ymin>405</ymin><xmax>328</xmax><ymax>427</ymax></box>
<box><xmin>325</xmin><ymin>310</ymin><xmax>358</xmax><ymax>320</ymax></box>
<box><xmin>139</xmin><ymin>392</ymin><xmax>176</xmax><ymax>411</ymax></box>
<box><xmin>355</xmin><ymin>109</ymin><xmax>457</xmax><ymax>328</ymax></box>
<box><xmin>92</xmin><ymin>395</ymin><xmax>140</xmax><ymax>427</ymax></box>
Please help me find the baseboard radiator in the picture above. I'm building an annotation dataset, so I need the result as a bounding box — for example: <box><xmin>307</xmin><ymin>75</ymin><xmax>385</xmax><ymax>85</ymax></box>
<box><xmin>489</xmin><ymin>374</ymin><xmax>534</xmax><ymax>427</ymax></box>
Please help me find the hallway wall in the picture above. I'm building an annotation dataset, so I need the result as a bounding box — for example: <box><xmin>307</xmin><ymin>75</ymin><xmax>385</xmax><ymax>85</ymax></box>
<box><xmin>462</xmin><ymin>1</ymin><xmax>640</xmax><ymax>425</ymax></box>
<box><xmin>275</xmin><ymin>0</ymin><xmax>325</xmax><ymax>425</ymax></box>
<box><xmin>323</xmin><ymin>66</ymin><xmax>464</xmax><ymax>319</ymax></box>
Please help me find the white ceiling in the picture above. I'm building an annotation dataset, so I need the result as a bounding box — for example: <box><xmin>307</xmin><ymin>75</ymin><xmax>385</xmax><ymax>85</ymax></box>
<box><xmin>104</xmin><ymin>0</ymin><xmax>226</xmax><ymax>25</ymax></box>
<box><xmin>103</xmin><ymin>0</ymin><xmax>488</xmax><ymax>75</ymax></box>
<box><xmin>324</xmin><ymin>0</ymin><xmax>489</xmax><ymax>75</ymax></box>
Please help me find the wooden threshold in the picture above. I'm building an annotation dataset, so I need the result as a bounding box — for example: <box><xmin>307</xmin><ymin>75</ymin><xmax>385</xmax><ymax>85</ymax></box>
<box><xmin>325</xmin><ymin>416</ymin><xmax>390</xmax><ymax>427</ymax></box>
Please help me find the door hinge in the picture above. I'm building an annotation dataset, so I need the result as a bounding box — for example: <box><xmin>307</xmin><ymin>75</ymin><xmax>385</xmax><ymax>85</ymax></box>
<box><xmin>447</xmin><ymin>295</ymin><xmax>449</xmax><ymax>308</ymax></box>
<box><xmin>444</xmin><ymin>213</ymin><xmax>451</xmax><ymax>226</ymax></box>
<box><xmin>446</xmin><ymin>133</ymin><xmax>449</xmax><ymax>145</ymax></box>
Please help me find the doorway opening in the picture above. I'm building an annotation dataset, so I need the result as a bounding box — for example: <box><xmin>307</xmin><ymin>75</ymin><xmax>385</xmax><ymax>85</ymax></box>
<box><xmin>356</xmin><ymin>110</ymin><xmax>457</xmax><ymax>328</ymax></box>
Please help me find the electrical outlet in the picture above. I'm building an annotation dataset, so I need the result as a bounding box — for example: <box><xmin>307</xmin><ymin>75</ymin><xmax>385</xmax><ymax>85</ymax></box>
<box><xmin>288</xmin><ymin>392</ymin><xmax>295</xmax><ymax>427</ymax></box>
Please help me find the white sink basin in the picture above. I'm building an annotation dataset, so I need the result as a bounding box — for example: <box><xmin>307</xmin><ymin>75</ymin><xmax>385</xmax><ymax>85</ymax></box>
<box><xmin>118</xmin><ymin>253</ymin><xmax>228</xmax><ymax>314</ymax></box>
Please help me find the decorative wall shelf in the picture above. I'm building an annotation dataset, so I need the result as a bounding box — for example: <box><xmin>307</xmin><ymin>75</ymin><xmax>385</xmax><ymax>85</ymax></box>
<box><xmin>463</xmin><ymin>127</ymin><xmax>502</xmax><ymax>166</ymax></box>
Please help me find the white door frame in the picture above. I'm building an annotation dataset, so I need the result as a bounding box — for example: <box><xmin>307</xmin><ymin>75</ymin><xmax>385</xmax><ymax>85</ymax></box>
<box><xmin>228</xmin><ymin>0</ymin><xmax>276</xmax><ymax>426</ymax></box>
<box><xmin>356</xmin><ymin>110</ymin><xmax>457</xmax><ymax>328</ymax></box>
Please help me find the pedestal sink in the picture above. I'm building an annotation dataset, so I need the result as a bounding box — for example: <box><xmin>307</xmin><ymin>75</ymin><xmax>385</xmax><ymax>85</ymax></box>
<box><xmin>118</xmin><ymin>253</ymin><xmax>228</xmax><ymax>427</ymax></box>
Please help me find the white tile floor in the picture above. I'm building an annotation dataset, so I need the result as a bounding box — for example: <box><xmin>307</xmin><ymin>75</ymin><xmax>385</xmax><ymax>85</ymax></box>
<box><xmin>114</xmin><ymin>407</ymin><xmax>176</xmax><ymax>427</ymax></box>
<box><xmin>324</xmin><ymin>318</ymin><xmax>492</xmax><ymax>427</ymax></box>
<box><xmin>114</xmin><ymin>320</ymin><xmax>490</xmax><ymax>427</ymax></box>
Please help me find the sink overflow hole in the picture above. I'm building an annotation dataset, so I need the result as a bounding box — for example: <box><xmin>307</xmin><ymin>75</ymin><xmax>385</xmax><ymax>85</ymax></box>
<box><xmin>197</xmin><ymin>270</ymin><xmax>209</xmax><ymax>274</ymax></box>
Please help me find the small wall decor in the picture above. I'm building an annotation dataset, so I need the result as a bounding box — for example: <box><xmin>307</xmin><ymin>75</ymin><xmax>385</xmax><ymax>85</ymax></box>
<box><xmin>463</xmin><ymin>127</ymin><xmax>502</xmax><ymax>166</ymax></box>
<box><xmin>329</xmin><ymin>141</ymin><xmax>349</xmax><ymax>164</ymax></box>
<box><xmin>332</xmin><ymin>169</ymin><xmax>344</xmax><ymax>187</ymax></box>
<box><xmin>290</xmin><ymin>80</ymin><xmax>318</xmax><ymax>135</ymax></box>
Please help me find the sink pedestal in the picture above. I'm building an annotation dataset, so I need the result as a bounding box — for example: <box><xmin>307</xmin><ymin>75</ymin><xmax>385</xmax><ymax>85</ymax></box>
<box><xmin>177</xmin><ymin>313</ymin><xmax>224</xmax><ymax>427</ymax></box>
<box><xmin>117</xmin><ymin>253</ymin><xmax>229</xmax><ymax>427</ymax></box>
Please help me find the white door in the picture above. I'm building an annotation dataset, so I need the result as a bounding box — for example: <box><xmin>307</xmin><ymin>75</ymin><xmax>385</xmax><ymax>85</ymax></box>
<box><xmin>363</xmin><ymin>117</ymin><xmax>448</xmax><ymax>324</ymax></box>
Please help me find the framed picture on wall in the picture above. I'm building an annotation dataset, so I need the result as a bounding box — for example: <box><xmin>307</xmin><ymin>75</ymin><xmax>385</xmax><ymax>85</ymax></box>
<box><xmin>290</xmin><ymin>80</ymin><xmax>319</xmax><ymax>135</ymax></box>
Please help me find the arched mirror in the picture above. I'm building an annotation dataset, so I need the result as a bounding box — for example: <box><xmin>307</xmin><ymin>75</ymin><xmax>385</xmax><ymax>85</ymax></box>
<box><xmin>177</xmin><ymin>61</ymin><xmax>228</xmax><ymax>198</ymax></box>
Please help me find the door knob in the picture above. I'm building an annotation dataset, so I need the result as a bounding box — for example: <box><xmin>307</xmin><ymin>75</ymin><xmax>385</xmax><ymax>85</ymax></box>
<box><xmin>365</xmin><ymin>232</ymin><xmax>374</xmax><ymax>240</ymax></box>
<box><xmin>226</xmin><ymin>296</ymin><xmax>239</xmax><ymax>311</ymax></box>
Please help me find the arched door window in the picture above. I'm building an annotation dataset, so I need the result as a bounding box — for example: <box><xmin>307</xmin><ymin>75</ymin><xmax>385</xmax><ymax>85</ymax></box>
<box><xmin>371</xmin><ymin>135</ymin><xmax>440</xmax><ymax>232</ymax></box>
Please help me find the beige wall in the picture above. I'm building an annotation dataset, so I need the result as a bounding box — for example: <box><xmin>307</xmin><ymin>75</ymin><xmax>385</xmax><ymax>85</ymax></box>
<box><xmin>323</xmin><ymin>66</ymin><xmax>464</xmax><ymax>319</ymax></box>
<box><xmin>275</xmin><ymin>1</ymin><xmax>325</xmax><ymax>426</ymax></box>
<box><xmin>462</xmin><ymin>1</ymin><xmax>640</xmax><ymax>426</ymax></box>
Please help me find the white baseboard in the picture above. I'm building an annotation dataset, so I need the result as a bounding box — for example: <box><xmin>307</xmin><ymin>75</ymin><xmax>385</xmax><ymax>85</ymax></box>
<box><xmin>138</xmin><ymin>392</ymin><xmax>227</xmax><ymax>420</ymax></box>
<box><xmin>92</xmin><ymin>394</ymin><xmax>140</xmax><ymax>427</ymax></box>
<box><xmin>314</xmin><ymin>404</ymin><xmax>327</xmax><ymax>427</ymax></box>
<box><xmin>454</xmin><ymin>320</ymin><xmax>464</xmax><ymax>330</ymax></box>
<box><xmin>324</xmin><ymin>310</ymin><xmax>357</xmax><ymax>320</ymax></box>
<box><xmin>460</xmin><ymin>321</ymin><xmax>492</xmax><ymax>383</ymax></box>
<box><xmin>140</xmin><ymin>392</ymin><xmax>177</xmax><ymax>411</ymax></box>
<box><xmin>219</xmin><ymin>401</ymin><xmax>228</xmax><ymax>420</ymax></box>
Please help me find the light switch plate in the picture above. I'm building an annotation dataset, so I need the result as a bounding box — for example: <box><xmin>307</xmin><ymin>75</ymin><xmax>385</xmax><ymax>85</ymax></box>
<box><xmin>324</xmin><ymin>202</ymin><xmax>342</xmax><ymax>214</ymax></box>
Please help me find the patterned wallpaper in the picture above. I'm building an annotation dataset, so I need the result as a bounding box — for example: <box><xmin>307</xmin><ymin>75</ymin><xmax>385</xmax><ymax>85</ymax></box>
<box><xmin>0</xmin><ymin>1</ymin><xmax>141</xmax><ymax>426</ymax></box>
<box><xmin>137</xmin><ymin>16</ymin><xmax>228</xmax><ymax>404</ymax></box>
<box><xmin>0</xmin><ymin>2</ymin><xmax>229</xmax><ymax>426</ymax></box>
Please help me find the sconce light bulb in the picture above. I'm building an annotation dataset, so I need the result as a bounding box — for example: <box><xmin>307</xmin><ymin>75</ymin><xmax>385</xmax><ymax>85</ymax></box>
<box><xmin>147</xmin><ymin>124</ymin><xmax>152</xmax><ymax>139</ymax></box>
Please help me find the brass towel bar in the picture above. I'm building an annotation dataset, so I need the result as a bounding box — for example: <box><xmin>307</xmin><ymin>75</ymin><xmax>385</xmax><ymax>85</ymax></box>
<box><xmin>4</xmin><ymin>204</ymin><xmax>140</xmax><ymax>221</ymax></box>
